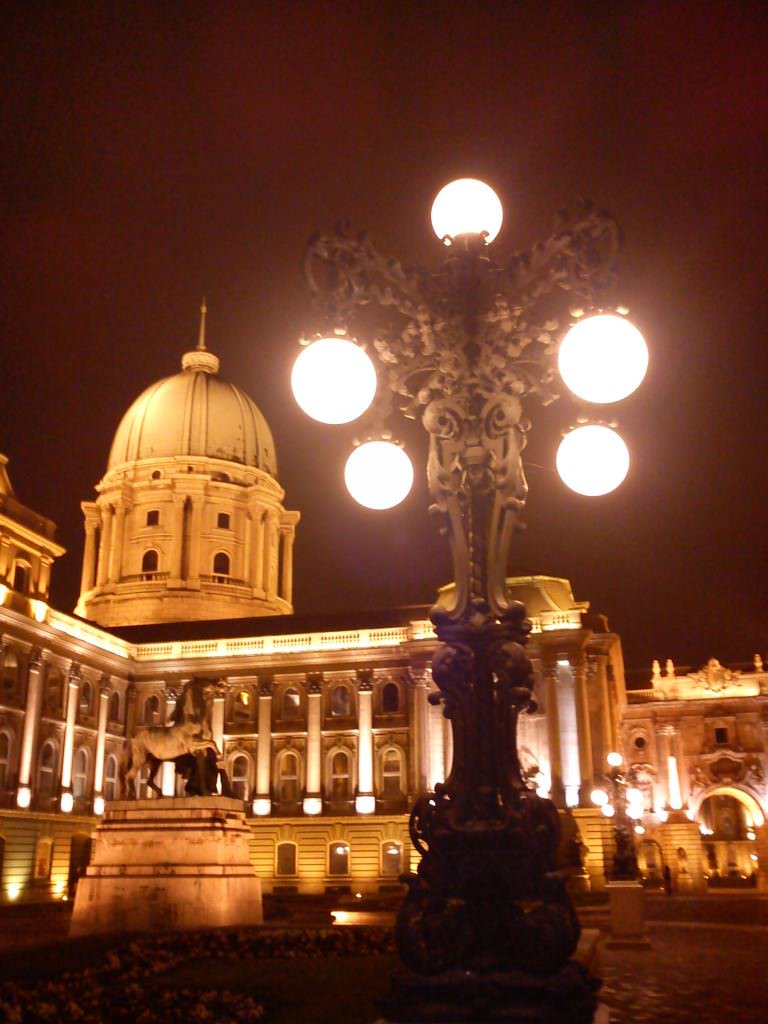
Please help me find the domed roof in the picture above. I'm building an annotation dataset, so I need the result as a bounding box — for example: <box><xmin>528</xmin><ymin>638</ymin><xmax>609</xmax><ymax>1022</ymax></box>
<box><xmin>107</xmin><ymin>310</ymin><xmax>278</xmax><ymax>476</ymax></box>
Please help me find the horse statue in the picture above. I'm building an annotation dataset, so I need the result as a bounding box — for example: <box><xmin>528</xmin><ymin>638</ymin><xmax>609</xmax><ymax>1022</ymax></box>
<box><xmin>120</xmin><ymin>677</ymin><xmax>225</xmax><ymax>798</ymax></box>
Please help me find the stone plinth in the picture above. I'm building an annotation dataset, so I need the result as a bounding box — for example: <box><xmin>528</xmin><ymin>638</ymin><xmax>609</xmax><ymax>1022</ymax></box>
<box><xmin>605</xmin><ymin>880</ymin><xmax>650</xmax><ymax>948</ymax></box>
<box><xmin>70</xmin><ymin>797</ymin><xmax>262</xmax><ymax>937</ymax></box>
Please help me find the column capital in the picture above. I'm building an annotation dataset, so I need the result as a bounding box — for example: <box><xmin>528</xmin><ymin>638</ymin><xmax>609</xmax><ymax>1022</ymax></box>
<box><xmin>68</xmin><ymin>661</ymin><xmax>82</xmax><ymax>683</ymax></box>
<box><xmin>307</xmin><ymin>672</ymin><xmax>323</xmax><ymax>696</ymax></box>
<box><xmin>356</xmin><ymin>668</ymin><xmax>373</xmax><ymax>693</ymax></box>
<box><xmin>99</xmin><ymin>675</ymin><xmax>112</xmax><ymax>698</ymax></box>
<box><xmin>259</xmin><ymin>679</ymin><xmax>273</xmax><ymax>698</ymax></box>
<box><xmin>28</xmin><ymin>647</ymin><xmax>44</xmax><ymax>670</ymax></box>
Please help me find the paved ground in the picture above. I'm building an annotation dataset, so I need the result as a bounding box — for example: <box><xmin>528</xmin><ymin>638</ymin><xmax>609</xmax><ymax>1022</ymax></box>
<box><xmin>1</xmin><ymin>896</ymin><xmax>767</xmax><ymax>1021</ymax></box>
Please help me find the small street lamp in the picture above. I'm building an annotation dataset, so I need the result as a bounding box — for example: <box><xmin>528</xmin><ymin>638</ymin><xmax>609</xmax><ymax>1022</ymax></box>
<box><xmin>293</xmin><ymin>178</ymin><xmax>647</xmax><ymax>1022</ymax></box>
<box><xmin>591</xmin><ymin>752</ymin><xmax>644</xmax><ymax>880</ymax></box>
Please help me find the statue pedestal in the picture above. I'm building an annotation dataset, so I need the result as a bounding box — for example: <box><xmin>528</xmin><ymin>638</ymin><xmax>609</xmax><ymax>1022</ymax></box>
<box><xmin>605</xmin><ymin>880</ymin><xmax>650</xmax><ymax>948</ymax></box>
<box><xmin>70</xmin><ymin>797</ymin><xmax>262</xmax><ymax>937</ymax></box>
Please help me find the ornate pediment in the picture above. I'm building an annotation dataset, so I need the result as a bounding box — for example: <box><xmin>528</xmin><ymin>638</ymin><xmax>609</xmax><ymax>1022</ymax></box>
<box><xmin>687</xmin><ymin>658</ymin><xmax>741</xmax><ymax>693</ymax></box>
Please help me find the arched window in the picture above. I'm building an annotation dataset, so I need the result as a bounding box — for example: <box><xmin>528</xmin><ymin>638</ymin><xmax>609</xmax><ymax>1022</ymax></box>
<box><xmin>108</xmin><ymin>691</ymin><xmax>121</xmax><ymax>723</ymax></box>
<box><xmin>0</xmin><ymin>730</ymin><xmax>11</xmax><ymax>789</ymax></box>
<box><xmin>282</xmin><ymin>688</ymin><xmax>301</xmax><ymax>719</ymax></box>
<box><xmin>1</xmin><ymin>649</ymin><xmax>19</xmax><ymax>702</ymax></box>
<box><xmin>382</xmin><ymin>682</ymin><xmax>400</xmax><ymax>714</ymax></box>
<box><xmin>143</xmin><ymin>694</ymin><xmax>161</xmax><ymax>725</ymax></box>
<box><xmin>79</xmin><ymin>681</ymin><xmax>93</xmax><ymax>716</ymax></box>
<box><xmin>12</xmin><ymin>560</ymin><xmax>30</xmax><ymax>594</ymax></box>
<box><xmin>141</xmin><ymin>549</ymin><xmax>159</xmax><ymax>578</ymax></box>
<box><xmin>213</xmin><ymin>551</ymin><xmax>230</xmax><ymax>578</ymax></box>
<box><xmin>104</xmin><ymin>753</ymin><xmax>120</xmax><ymax>800</ymax></box>
<box><xmin>231</xmin><ymin>754</ymin><xmax>250</xmax><ymax>800</ymax></box>
<box><xmin>277</xmin><ymin>751</ymin><xmax>300</xmax><ymax>802</ymax></box>
<box><xmin>276</xmin><ymin>841</ymin><xmax>297</xmax><ymax>876</ymax></box>
<box><xmin>38</xmin><ymin>741</ymin><xmax>57</xmax><ymax>796</ymax></box>
<box><xmin>33</xmin><ymin>837</ymin><xmax>53</xmax><ymax>880</ymax></box>
<box><xmin>329</xmin><ymin>841</ymin><xmax>349</xmax><ymax>876</ymax></box>
<box><xmin>382</xmin><ymin>840</ymin><xmax>403</xmax><ymax>876</ymax></box>
<box><xmin>44</xmin><ymin>670</ymin><xmax>63</xmax><ymax>715</ymax></box>
<box><xmin>330</xmin><ymin>686</ymin><xmax>352</xmax><ymax>717</ymax></box>
<box><xmin>330</xmin><ymin>750</ymin><xmax>351</xmax><ymax>801</ymax></box>
<box><xmin>72</xmin><ymin>748</ymin><xmax>89</xmax><ymax>798</ymax></box>
<box><xmin>381</xmin><ymin>748</ymin><xmax>403</xmax><ymax>799</ymax></box>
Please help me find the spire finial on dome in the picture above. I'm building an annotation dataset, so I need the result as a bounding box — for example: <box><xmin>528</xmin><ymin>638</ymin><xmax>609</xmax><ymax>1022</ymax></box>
<box><xmin>197</xmin><ymin>298</ymin><xmax>207</xmax><ymax>351</ymax></box>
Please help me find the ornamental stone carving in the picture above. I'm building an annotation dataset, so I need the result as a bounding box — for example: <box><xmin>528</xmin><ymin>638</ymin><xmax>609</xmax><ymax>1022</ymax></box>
<box><xmin>688</xmin><ymin>658</ymin><xmax>742</xmax><ymax>693</ymax></box>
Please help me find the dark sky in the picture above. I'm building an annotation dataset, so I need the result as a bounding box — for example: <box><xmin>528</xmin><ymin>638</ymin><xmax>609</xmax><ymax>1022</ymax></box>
<box><xmin>2</xmin><ymin>1</ymin><xmax>767</xmax><ymax>678</ymax></box>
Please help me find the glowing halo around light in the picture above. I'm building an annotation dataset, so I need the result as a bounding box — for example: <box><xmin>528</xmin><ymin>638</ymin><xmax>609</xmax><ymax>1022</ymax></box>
<box><xmin>556</xmin><ymin>425</ymin><xmax>630</xmax><ymax>497</ymax></box>
<box><xmin>558</xmin><ymin>313</ymin><xmax>648</xmax><ymax>404</ymax></box>
<box><xmin>291</xmin><ymin>336</ymin><xmax>377</xmax><ymax>424</ymax></box>
<box><xmin>344</xmin><ymin>441</ymin><xmax>414</xmax><ymax>510</ymax></box>
<box><xmin>430</xmin><ymin>178</ymin><xmax>503</xmax><ymax>244</ymax></box>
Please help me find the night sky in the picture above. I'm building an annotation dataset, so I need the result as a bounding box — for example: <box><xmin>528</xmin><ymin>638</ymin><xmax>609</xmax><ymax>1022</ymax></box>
<box><xmin>2</xmin><ymin>2</ymin><xmax>767</xmax><ymax>679</ymax></box>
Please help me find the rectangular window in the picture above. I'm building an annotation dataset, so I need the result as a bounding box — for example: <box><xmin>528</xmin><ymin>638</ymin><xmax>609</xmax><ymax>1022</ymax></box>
<box><xmin>217</xmin><ymin>512</ymin><xmax>231</xmax><ymax>529</ymax></box>
<box><xmin>146</xmin><ymin>510</ymin><xmax>159</xmax><ymax>526</ymax></box>
<box><xmin>714</xmin><ymin>726</ymin><xmax>728</xmax><ymax>745</ymax></box>
<box><xmin>276</xmin><ymin>842</ymin><xmax>297</xmax><ymax>876</ymax></box>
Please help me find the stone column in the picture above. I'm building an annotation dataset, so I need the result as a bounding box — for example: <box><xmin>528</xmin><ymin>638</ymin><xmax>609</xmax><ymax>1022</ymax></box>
<box><xmin>754</xmin><ymin>824</ymin><xmax>768</xmax><ymax>892</ymax></box>
<box><xmin>188</xmin><ymin>498</ymin><xmax>202</xmax><ymax>580</ymax></box>
<box><xmin>555</xmin><ymin>658</ymin><xmax>581</xmax><ymax>807</ymax></box>
<box><xmin>279</xmin><ymin>525</ymin><xmax>295</xmax><ymax>605</ymax></box>
<box><xmin>356</xmin><ymin>671</ymin><xmax>375</xmax><ymax>813</ymax></box>
<box><xmin>80</xmin><ymin>504</ymin><xmax>100</xmax><ymax>594</ymax></box>
<box><xmin>443</xmin><ymin>713</ymin><xmax>453</xmax><ymax>781</ymax></box>
<box><xmin>304</xmin><ymin>675</ymin><xmax>323</xmax><ymax>814</ymax></box>
<box><xmin>17</xmin><ymin>649</ymin><xmax>45</xmax><ymax>804</ymax></box>
<box><xmin>211</xmin><ymin>693</ymin><xmax>225</xmax><ymax>753</ymax></box>
<box><xmin>251</xmin><ymin>511</ymin><xmax>264</xmax><ymax>594</ymax></box>
<box><xmin>411</xmin><ymin>668</ymin><xmax>430</xmax><ymax>795</ymax></box>
<box><xmin>254</xmin><ymin>680</ymin><xmax>272</xmax><ymax>814</ymax></box>
<box><xmin>170</xmin><ymin>498</ymin><xmax>186</xmax><ymax>581</ymax></box>
<box><xmin>95</xmin><ymin>505</ymin><xmax>113</xmax><ymax>587</ymax></box>
<box><xmin>659</xmin><ymin>725</ymin><xmax>683</xmax><ymax>810</ymax></box>
<box><xmin>60</xmin><ymin>663</ymin><xmax>81</xmax><ymax>795</ymax></box>
<box><xmin>37</xmin><ymin>555</ymin><xmax>53</xmax><ymax>598</ymax></box>
<box><xmin>427</xmin><ymin>691</ymin><xmax>446</xmax><ymax>791</ymax></box>
<box><xmin>108</xmin><ymin>504</ymin><xmax>127</xmax><ymax>583</ymax></box>
<box><xmin>542</xmin><ymin>657</ymin><xmax>565</xmax><ymax>808</ymax></box>
<box><xmin>0</xmin><ymin>537</ymin><xmax>11</xmax><ymax>580</ymax></box>
<box><xmin>242</xmin><ymin>511</ymin><xmax>252</xmax><ymax>586</ymax></box>
<box><xmin>573</xmin><ymin>654</ymin><xmax>594</xmax><ymax>806</ymax></box>
<box><xmin>161</xmin><ymin>690</ymin><xmax>180</xmax><ymax>796</ymax></box>
<box><xmin>93</xmin><ymin>679</ymin><xmax>110</xmax><ymax>801</ymax></box>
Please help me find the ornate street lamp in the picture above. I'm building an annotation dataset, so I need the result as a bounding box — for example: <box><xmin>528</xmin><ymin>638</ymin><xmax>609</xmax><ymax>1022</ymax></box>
<box><xmin>591</xmin><ymin>752</ymin><xmax>644</xmax><ymax>880</ymax></box>
<box><xmin>293</xmin><ymin>179</ymin><xmax>647</xmax><ymax>1022</ymax></box>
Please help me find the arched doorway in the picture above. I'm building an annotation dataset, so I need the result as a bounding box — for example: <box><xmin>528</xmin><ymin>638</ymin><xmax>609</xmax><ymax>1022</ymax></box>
<box><xmin>637</xmin><ymin>837</ymin><xmax>665</xmax><ymax>888</ymax></box>
<box><xmin>697</xmin><ymin>788</ymin><xmax>762</xmax><ymax>888</ymax></box>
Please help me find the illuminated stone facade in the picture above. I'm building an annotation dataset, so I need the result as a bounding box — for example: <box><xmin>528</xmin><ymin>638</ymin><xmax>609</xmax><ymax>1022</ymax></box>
<box><xmin>623</xmin><ymin>658</ymin><xmax>768</xmax><ymax>891</ymax></box>
<box><xmin>5</xmin><ymin>317</ymin><xmax>763</xmax><ymax>907</ymax></box>
<box><xmin>75</xmin><ymin>315</ymin><xmax>299</xmax><ymax>627</ymax></box>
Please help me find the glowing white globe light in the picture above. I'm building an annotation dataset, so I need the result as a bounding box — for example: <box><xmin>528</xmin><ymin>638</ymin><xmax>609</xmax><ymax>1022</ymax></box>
<box><xmin>590</xmin><ymin>788</ymin><xmax>609</xmax><ymax>807</ymax></box>
<box><xmin>291</xmin><ymin>336</ymin><xmax>377</xmax><ymax>425</ymax></box>
<box><xmin>60</xmin><ymin>792</ymin><xmax>74</xmax><ymax>813</ymax></box>
<box><xmin>626</xmin><ymin>787</ymin><xmax>643</xmax><ymax>805</ymax></box>
<box><xmin>344</xmin><ymin>441</ymin><xmax>414</xmax><ymax>510</ymax></box>
<box><xmin>601</xmin><ymin>803</ymin><xmax>616</xmax><ymax>818</ymax></box>
<box><xmin>606</xmin><ymin>751</ymin><xmax>624</xmax><ymax>768</ymax></box>
<box><xmin>431</xmin><ymin>178</ymin><xmax>503</xmax><ymax>244</ymax></box>
<box><xmin>93</xmin><ymin>795</ymin><xmax>105</xmax><ymax>816</ymax></box>
<box><xmin>558</xmin><ymin>313</ymin><xmax>648</xmax><ymax>404</ymax></box>
<box><xmin>556</xmin><ymin>424</ymin><xmax>630</xmax><ymax>497</ymax></box>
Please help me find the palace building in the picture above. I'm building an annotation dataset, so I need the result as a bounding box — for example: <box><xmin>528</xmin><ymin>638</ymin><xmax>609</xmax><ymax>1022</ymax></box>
<box><xmin>1</xmin><ymin>314</ymin><xmax>767</xmax><ymax>904</ymax></box>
